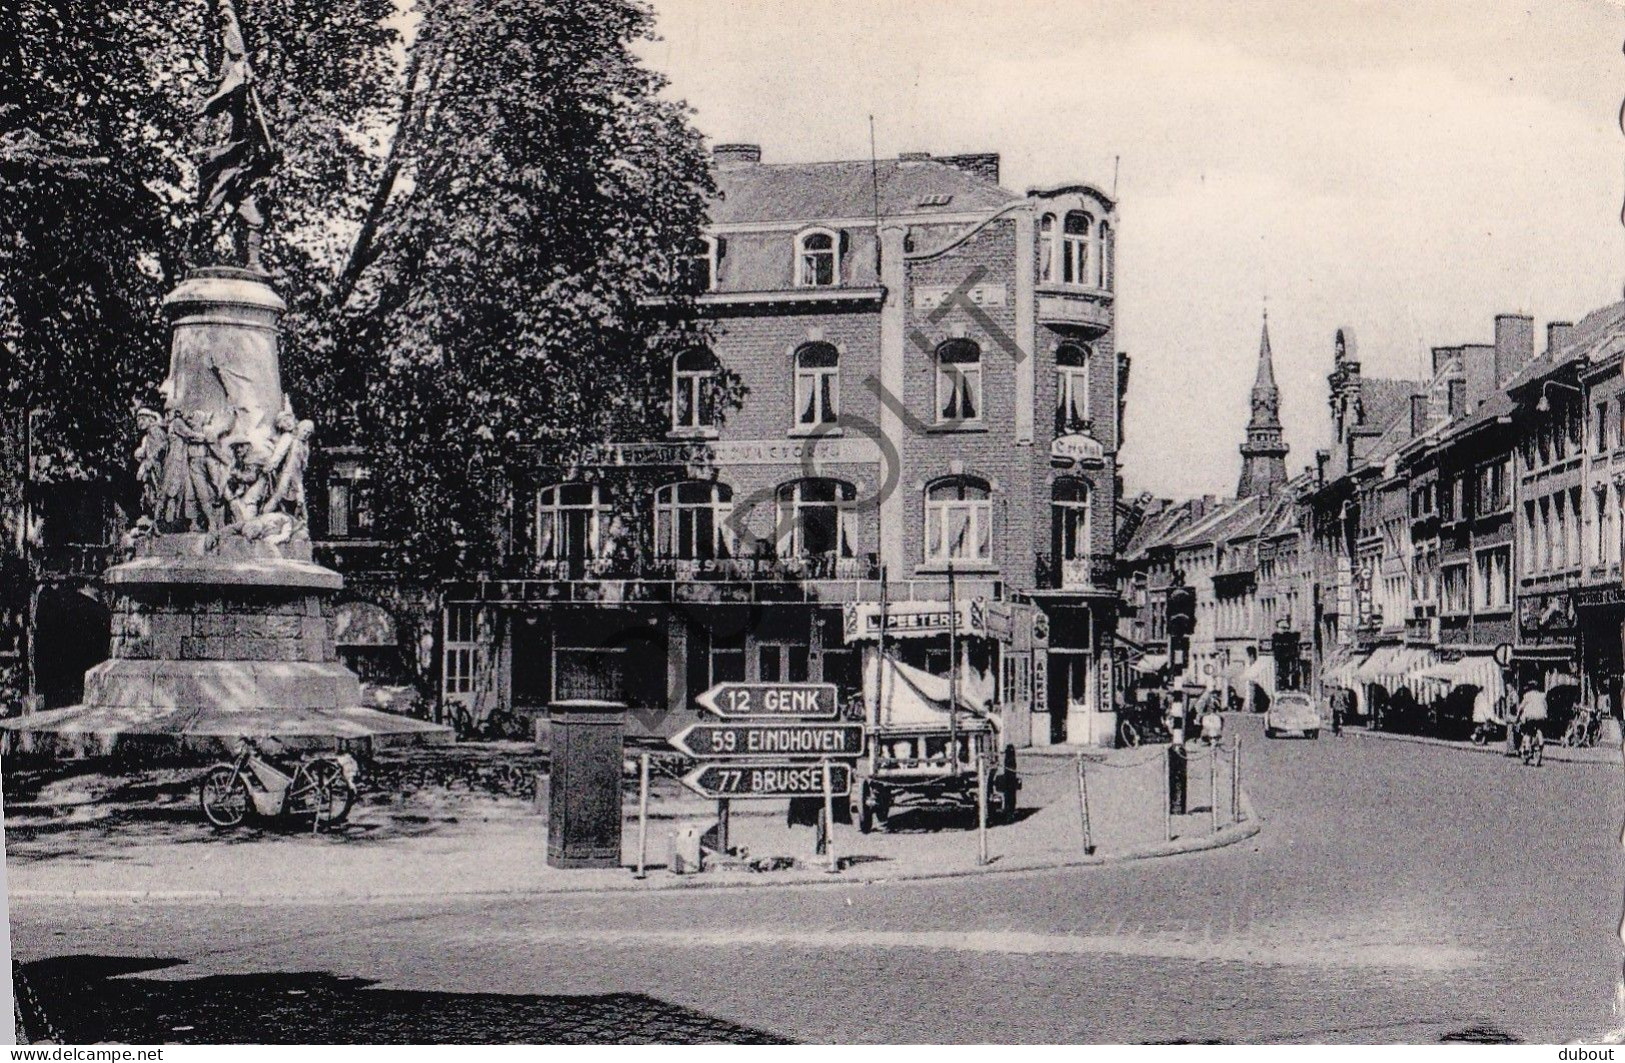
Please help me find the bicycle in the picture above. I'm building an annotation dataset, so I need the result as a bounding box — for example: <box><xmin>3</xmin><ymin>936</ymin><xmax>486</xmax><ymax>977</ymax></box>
<box><xmin>200</xmin><ymin>737</ymin><xmax>358</xmax><ymax>832</ymax></box>
<box><xmin>1516</xmin><ymin>721</ymin><xmax>1545</xmax><ymax>767</ymax></box>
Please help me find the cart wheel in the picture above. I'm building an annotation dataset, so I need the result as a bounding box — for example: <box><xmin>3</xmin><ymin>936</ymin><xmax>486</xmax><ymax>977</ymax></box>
<box><xmin>996</xmin><ymin>771</ymin><xmax>1019</xmax><ymax>824</ymax></box>
<box><xmin>857</xmin><ymin>780</ymin><xmax>875</xmax><ymax>835</ymax></box>
<box><xmin>200</xmin><ymin>766</ymin><xmax>251</xmax><ymax>829</ymax></box>
<box><xmin>1119</xmin><ymin>719</ymin><xmax>1141</xmax><ymax>748</ymax></box>
<box><xmin>873</xmin><ymin>785</ymin><xmax>891</xmax><ymax>829</ymax></box>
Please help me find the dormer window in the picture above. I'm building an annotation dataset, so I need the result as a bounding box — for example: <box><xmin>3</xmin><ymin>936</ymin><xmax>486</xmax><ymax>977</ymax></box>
<box><xmin>1062</xmin><ymin>211</ymin><xmax>1092</xmax><ymax>286</ymax></box>
<box><xmin>796</xmin><ymin>229</ymin><xmax>838</xmax><ymax>287</ymax></box>
<box><xmin>676</xmin><ymin>236</ymin><xmax>721</xmax><ymax>293</ymax></box>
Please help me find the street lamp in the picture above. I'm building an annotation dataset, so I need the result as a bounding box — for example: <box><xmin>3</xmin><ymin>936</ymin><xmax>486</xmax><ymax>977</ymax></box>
<box><xmin>1535</xmin><ymin>379</ymin><xmax>1581</xmax><ymax>413</ymax></box>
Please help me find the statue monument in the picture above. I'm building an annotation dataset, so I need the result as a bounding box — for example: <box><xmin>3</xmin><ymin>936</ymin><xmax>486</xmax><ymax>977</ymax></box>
<box><xmin>6</xmin><ymin>0</ymin><xmax>445</xmax><ymax>751</ymax></box>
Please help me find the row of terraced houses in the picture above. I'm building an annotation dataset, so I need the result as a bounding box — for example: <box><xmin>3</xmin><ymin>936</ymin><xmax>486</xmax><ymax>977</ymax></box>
<box><xmin>1120</xmin><ymin>302</ymin><xmax>1625</xmax><ymax>745</ymax></box>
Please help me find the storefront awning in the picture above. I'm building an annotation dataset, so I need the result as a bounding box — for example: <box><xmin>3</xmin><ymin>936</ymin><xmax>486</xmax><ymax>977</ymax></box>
<box><xmin>1323</xmin><ymin>648</ymin><xmax>1362</xmax><ymax>689</ymax></box>
<box><xmin>1131</xmin><ymin>653</ymin><xmax>1169</xmax><ymax>675</ymax></box>
<box><xmin>1354</xmin><ymin>645</ymin><xmax>1405</xmax><ymax>684</ymax></box>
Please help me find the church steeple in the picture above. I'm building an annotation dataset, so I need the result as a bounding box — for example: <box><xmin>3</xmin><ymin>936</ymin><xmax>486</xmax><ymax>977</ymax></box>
<box><xmin>1238</xmin><ymin>312</ymin><xmax>1289</xmax><ymax>498</ymax></box>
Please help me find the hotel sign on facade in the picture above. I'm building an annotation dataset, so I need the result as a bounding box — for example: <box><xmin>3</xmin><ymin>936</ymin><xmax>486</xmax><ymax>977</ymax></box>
<box><xmin>580</xmin><ymin>438</ymin><xmax>880</xmax><ymax>468</ymax></box>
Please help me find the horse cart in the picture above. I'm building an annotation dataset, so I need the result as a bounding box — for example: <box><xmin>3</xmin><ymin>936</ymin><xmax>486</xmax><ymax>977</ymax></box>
<box><xmin>851</xmin><ymin>651</ymin><xmax>1019</xmax><ymax>833</ymax></box>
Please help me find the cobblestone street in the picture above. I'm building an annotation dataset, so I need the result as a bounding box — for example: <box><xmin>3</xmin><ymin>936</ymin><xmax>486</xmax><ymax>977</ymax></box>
<box><xmin>12</xmin><ymin>715</ymin><xmax>1624</xmax><ymax>1043</ymax></box>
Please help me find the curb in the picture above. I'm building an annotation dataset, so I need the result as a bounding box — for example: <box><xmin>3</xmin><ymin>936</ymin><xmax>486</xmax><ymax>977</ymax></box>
<box><xmin>9</xmin><ymin>792</ymin><xmax>1264</xmax><ymax>906</ymax></box>
<box><xmin>1343</xmin><ymin>727</ymin><xmax>1619</xmax><ymax>766</ymax></box>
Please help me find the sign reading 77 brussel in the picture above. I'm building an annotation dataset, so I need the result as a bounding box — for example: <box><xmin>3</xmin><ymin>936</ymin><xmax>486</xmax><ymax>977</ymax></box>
<box><xmin>695</xmin><ymin>682</ymin><xmax>839</xmax><ymax>719</ymax></box>
<box><xmin>681</xmin><ymin>762</ymin><xmax>853</xmax><ymax>799</ymax></box>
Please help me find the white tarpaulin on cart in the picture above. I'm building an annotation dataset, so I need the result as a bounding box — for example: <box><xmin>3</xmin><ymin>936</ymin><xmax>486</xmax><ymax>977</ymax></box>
<box><xmin>862</xmin><ymin>648</ymin><xmax>994</xmax><ymax>730</ymax></box>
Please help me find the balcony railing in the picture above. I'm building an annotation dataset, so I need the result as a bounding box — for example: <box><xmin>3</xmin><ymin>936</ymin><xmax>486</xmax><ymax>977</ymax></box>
<box><xmin>1035</xmin><ymin>552</ymin><xmax>1115</xmax><ymax>591</ymax></box>
<box><xmin>502</xmin><ymin>551</ymin><xmax>882</xmax><ymax>583</ymax></box>
<box><xmin>36</xmin><ymin>543</ymin><xmax>120</xmax><ymax>578</ymax></box>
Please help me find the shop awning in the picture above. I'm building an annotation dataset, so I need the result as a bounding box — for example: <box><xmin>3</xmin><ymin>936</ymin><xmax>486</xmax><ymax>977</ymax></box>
<box><xmin>1131</xmin><ymin>653</ymin><xmax>1169</xmax><ymax>675</ymax></box>
<box><xmin>1323</xmin><ymin>648</ymin><xmax>1363</xmax><ymax>689</ymax></box>
<box><xmin>1354</xmin><ymin>645</ymin><xmax>1405</xmax><ymax>684</ymax></box>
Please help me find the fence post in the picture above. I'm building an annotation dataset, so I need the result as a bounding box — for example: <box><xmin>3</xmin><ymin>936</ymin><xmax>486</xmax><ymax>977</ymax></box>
<box><xmin>635</xmin><ymin>752</ymin><xmax>650</xmax><ymax>879</ymax></box>
<box><xmin>1076</xmin><ymin>753</ymin><xmax>1094</xmax><ymax>854</ymax></box>
<box><xmin>976</xmin><ymin>751</ymin><xmax>989</xmax><ymax>866</ymax></box>
<box><xmin>1231</xmin><ymin>736</ymin><xmax>1242</xmax><ymax>824</ymax></box>
<box><xmin>1209</xmin><ymin>744</ymin><xmax>1218</xmax><ymax>834</ymax></box>
<box><xmin>821</xmin><ymin>757</ymin><xmax>839</xmax><ymax>874</ymax></box>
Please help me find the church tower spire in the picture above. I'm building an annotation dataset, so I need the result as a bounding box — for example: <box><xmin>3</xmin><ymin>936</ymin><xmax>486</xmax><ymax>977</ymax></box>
<box><xmin>1237</xmin><ymin>312</ymin><xmax>1289</xmax><ymax>498</ymax></box>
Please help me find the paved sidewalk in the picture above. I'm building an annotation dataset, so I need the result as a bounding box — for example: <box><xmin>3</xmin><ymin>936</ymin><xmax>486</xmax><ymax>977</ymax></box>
<box><xmin>1341</xmin><ymin>726</ymin><xmax>1620</xmax><ymax>765</ymax></box>
<box><xmin>5</xmin><ymin>742</ymin><xmax>1259</xmax><ymax>903</ymax></box>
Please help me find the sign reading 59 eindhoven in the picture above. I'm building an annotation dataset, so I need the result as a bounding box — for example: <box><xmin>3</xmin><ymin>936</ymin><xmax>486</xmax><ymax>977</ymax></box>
<box><xmin>674</xmin><ymin>681</ymin><xmax>857</xmax><ymax>799</ymax></box>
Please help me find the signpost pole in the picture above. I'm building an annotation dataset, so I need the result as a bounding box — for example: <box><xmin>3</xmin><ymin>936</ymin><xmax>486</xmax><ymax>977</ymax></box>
<box><xmin>1164</xmin><ymin>749</ymin><xmax>1174</xmax><ymax>842</ymax></box>
<box><xmin>975</xmin><ymin>749</ymin><xmax>989</xmax><ymax>866</ymax></box>
<box><xmin>635</xmin><ymin>752</ymin><xmax>650</xmax><ymax>878</ymax></box>
<box><xmin>716</xmin><ymin>798</ymin><xmax>730</xmax><ymax>855</ymax></box>
<box><xmin>821</xmin><ymin>757</ymin><xmax>839</xmax><ymax>874</ymax></box>
<box><xmin>1075</xmin><ymin>753</ymin><xmax>1094</xmax><ymax>854</ymax></box>
<box><xmin>1231</xmin><ymin>736</ymin><xmax>1242</xmax><ymax>824</ymax></box>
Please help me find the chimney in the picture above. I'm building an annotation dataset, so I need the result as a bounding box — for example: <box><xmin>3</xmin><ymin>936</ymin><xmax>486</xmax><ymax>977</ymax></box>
<box><xmin>712</xmin><ymin>143</ymin><xmax>761</xmax><ymax>168</ymax></box>
<box><xmin>1494</xmin><ymin>313</ymin><xmax>1535</xmax><ymax>385</ymax></box>
<box><xmin>1548</xmin><ymin>321</ymin><xmax>1574</xmax><ymax>356</ymax></box>
<box><xmin>1431</xmin><ymin>346</ymin><xmax>1458</xmax><ymax>378</ymax></box>
<box><xmin>937</xmin><ymin>152</ymin><xmax>1001</xmax><ymax>185</ymax></box>
<box><xmin>1460</xmin><ymin>343</ymin><xmax>1495</xmax><ymax>410</ymax></box>
<box><xmin>1447</xmin><ymin>379</ymin><xmax>1466</xmax><ymax>420</ymax></box>
<box><xmin>1410</xmin><ymin>394</ymin><xmax>1430</xmax><ymax>436</ymax></box>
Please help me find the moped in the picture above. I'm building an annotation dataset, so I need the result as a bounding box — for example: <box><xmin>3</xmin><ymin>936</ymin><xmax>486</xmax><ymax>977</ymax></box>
<box><xmin>200</xmin><ymin>737</ymin><xmax>359</xmax><ymax>831</ymax></box>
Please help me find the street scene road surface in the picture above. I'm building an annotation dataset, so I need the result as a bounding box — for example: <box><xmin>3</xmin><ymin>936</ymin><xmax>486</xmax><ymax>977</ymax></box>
<box><xmin>13</xmin><ymin>716</ymin><xmax>1621</xmax><ymax>1044</ymax></box>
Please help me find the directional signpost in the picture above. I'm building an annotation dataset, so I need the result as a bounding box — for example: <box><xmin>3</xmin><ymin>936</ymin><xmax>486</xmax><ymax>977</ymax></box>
<box><xmin>694</xmin><ymin>682</ymin><xmax>838</xmax><ymax>719</ymax></box>
<box><xmin>670</xmin><ymin>681</ymin><xmax>860</xmax><ymax>874</ymax></box>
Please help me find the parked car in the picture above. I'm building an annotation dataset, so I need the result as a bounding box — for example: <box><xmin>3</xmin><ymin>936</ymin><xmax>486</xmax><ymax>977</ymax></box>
<box><xmin>1265</xmin><ymin>691</ymin><xmax>1320</xmax><ymax>739</ymax></box>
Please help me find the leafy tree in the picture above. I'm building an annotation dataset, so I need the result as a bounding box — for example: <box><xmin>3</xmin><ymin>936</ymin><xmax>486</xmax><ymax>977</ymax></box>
<box><xmin>2</xmin><ymin>0</ymin><xmax>718</xmax><ymax>581</ymax></box>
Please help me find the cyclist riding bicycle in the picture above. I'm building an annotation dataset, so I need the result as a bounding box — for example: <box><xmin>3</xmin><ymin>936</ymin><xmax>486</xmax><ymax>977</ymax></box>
<box><xmin>1515</xmin><ymin>682</ymin><xmax>1547</xmax><ymax>765</ymax></box>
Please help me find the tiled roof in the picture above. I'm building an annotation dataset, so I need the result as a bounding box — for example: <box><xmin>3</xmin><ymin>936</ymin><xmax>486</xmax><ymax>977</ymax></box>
<box><xmin>1359</xmin><ymin>378</ymin><xmax>1423</xmax><ymax>439</ymax></box>
<box><xmin>1173</xmin><ymin>498</ymin><xmax>1260</xmax><ymax>550</ymax></box>
<box><xmin>1122</xmin><ymin>502</ymin><xmax>1194</xmax><ymax>561</ymax></box>
<box><xmin>711</xmin><ymin>158</ymin><xmax>1017</xmax><ymax>225</ymax></box>
<box><xmin>1506</xmin><ymin>301</ymin><xmax>1625</xmax><ymax>392</ymax></box>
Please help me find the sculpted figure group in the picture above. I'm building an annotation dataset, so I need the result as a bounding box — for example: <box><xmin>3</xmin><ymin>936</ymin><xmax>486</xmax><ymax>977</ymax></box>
<box><xmin>134</xmin><ymin>396</ymin><xmax>313</xmax><ymax>550</ymax></box>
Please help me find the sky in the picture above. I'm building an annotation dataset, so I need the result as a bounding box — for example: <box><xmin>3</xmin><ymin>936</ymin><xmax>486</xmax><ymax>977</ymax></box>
<box><xmin>639</xmin><ymin>0</ymin><xmax>1625</xmax><ymax>498</ymax></box>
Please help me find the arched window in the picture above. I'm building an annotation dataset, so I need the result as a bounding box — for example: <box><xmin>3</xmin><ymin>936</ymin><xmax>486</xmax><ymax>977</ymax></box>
<box><xmin>672</xmin><ymin>347</ymin><xmax>720</xmax><ymax>432</ymax></box>
<box><xmin>776</xmin><ymin>478</ymin><xmax>855</xmax><ymax>559</ymax></box>
<box><xmin>1062</xmin><ymin>211</ymin><xmax>1091</xmax><ymax>285</ymax></box>
<box><xmin>796</xmin><ymin>228</ymin><xmax>838</xmax><ymax>287</ymax></box>
<box><xmin>654</xmin><ymin>481</ymin><xmax>733</xmax><ymax>560</ymax></box>
<box><xmin>1095</xmin><ymin>220</ymin><xmax>1112</xmax><ymax>289</ymax></box>
<box><xmin>794</xmin><ymin>342</ymin><xmax>839</xmax><ymax>426</ymax></box>
<box><xmin>925</xmin><ymin>476</ymin><xmax>992</xmax><ymax>563</ymax></box>
<box><xmin>1055</xmin><ymin>342</ymin><xmax>1091</xmax><ymax>433</ymax></box>
<box><xmin>1039</xmin><ymin>213</ymin><xmax>1057</xmax><ymax>283</ymax></box>
<box><xmin>935</xmin><ymin>339</ymin><xmax>982</xmax><ymax>424</ymax></box>
<box><xmin>536</xmin><ymin>483</ymin><xmax>608</xmax><ymax>562</ymax></box>
<box><xmin>1052</xmin><ymin>478</ymin><xmax>1092</xmax><ymax>566</ymax></box>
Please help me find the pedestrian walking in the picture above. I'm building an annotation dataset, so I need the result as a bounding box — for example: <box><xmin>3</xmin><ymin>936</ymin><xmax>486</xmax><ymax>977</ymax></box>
<box><xmin>1329</xmin><ymin>686</ymin><xmax>1346</xmax><ymax>736</ymax></box>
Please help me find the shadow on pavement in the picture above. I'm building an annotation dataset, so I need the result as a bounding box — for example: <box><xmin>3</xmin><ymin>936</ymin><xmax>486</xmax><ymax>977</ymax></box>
<box><xmin>16</xmin><ymin>955</ymin><xmax>795</xmax><ymax>1044</ymax></box>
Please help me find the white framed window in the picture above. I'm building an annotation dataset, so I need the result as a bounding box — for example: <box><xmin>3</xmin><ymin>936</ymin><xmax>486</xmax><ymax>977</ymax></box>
<box><xmin>1055</xmin><ymin>342</ymin><xmax>1091</xmax><ymax>432</ymax></box>
<box><xmin>793</xmin><ymin>342</ymin><xmax>839</xmax><ymax>427</ymax></box>
<box><xmin>1441</xmin><ymin>563</ymin><xmax>1470</xmax><ymax>615</ymax></box>
<box><xmin>442</xmin><ymin>605</ymin><xmax>478</xmax><ymax>697</ymax></box>
<box><xmin>671</xmin><ymin>347</ymin><xmax>720</xmax><ymax>432</ymax></box>
<box><xmin>1595</xmin><ymin>486</ymin><xmax>1609</xmax><ymax>567</ymax></box>
<box><xmin>326</xmin><ymin>462</ymin><xmax>374</xmax><ymax>539</ymax></box>
<box><xmin>1062</xmin><ymin>211</ymin><xmax>1092</xmax><ymax>286</ymax></box>
<box><xmin>1051</xmin><ymin>477</ymin><xmax>1092</xmax><ymax>561</ymax></box>
<box><xmin>776</xmin><ymin>478</ymin><xmax>854</xmax><ymax>559</ymax></box>
<box><xmin>796</xmin><ymin>228</ymin><xmax>838</xmax><ymax>287</ymax></box>
<box><xmin>935</xmin><ymin>339</ymin><xmax>982</xmax><ymax>423</ymax></box>
<box><xmin>1039</xmin><ymin>213</ymin><xmax>1056</xmax><ymax>283</ymax></box>
<box><xmin>925</xmin><ymin>476</ymin><xmax>992</xmax><ymax>563</ymax></box>
<box><xmin>535</xmin><ymin>483</ymin><xmax>608</xmax><ymax>561</ymax></box>
<box><xmin>1473</xmin><ymin>546</ymin><xmax>1510</xmax><ymax>612</ymax></box>
<box><xmin>653</xmin><ymin>481</ymin><xmax>733</xmax><ymax>560</ymax></box>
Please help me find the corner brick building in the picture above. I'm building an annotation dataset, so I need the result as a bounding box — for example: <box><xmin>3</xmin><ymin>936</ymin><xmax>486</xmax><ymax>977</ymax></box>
<box><xmin>441</xmin><ymin>143</ymin><xmax>1127</xmax><ymax>746</ymax></box>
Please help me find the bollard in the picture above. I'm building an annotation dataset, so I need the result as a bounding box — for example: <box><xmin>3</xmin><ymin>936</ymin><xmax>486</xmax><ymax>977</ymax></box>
<box><xmin>635</xmin><ymin>752</ymin><xmax>650</xmax><ymax>879</ymax></box>
<box><xmin>1076</xmin><ymin>754</ymin><xmax>1094</xmax><ymax>855</ymax></box>
<box><xmin>1167</xmin><ymin>742</ymin><xmax>1187</xmax><ymax>815</ymax></box>
<box><xmin>821</xmin><ymin>757</ymin><xmax>839</xmax><ymax>874</ymax></box>
<box><xmin>1209</xmin><ymin>744</ymin><xmax>1218</xmax><ymax>833</ymax></box>
<box><xmin>1164</xmin><ymin>748</ymin><xmax>1174</xmax><ymax>842</ymax></box>
<box><xmin>1231</xmin><ymin>736</ymin><xmax>1242</xmax><ymax>824</ymax></box>
<box><xmin>976</xmin><ymin>751</ymin><xmax>989</xmax><ymax>866</ymax></box>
